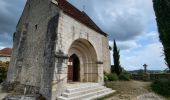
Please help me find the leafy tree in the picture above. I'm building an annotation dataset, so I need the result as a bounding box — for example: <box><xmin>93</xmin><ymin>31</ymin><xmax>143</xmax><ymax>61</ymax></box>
<box><xmin>112</xmin><ymin>40</ymin><xmax>122</xmax><ymax>75</ymax></box>
<box><xmin>153</xmin><ymin>0</ymin><xmax>170</xmax><ymax>69</ymax></box>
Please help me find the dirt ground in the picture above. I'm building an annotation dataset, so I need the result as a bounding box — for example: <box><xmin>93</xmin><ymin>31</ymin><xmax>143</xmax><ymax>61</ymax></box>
<box><xmin>0</xmin><ymin>81</ymin><xmax>169</xmax><ymax>100</ymax></box>
<box><xmin>105</xmin><ymin>80</ymin><xmax>167</xmax><ymax>100</ymax></box>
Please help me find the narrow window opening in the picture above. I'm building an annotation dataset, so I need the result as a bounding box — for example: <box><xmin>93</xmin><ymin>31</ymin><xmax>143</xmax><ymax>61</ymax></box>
<box><xmin>35</xmin><ymin>24</ymin><xmax>38</xmax><ymax>30</ymax></box>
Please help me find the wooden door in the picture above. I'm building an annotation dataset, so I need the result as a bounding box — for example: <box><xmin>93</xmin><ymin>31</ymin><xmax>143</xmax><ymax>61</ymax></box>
<box><xmin>67</xmin><ymin>58</ymin><xmax>73</xmax><ymax>82</ymax></box>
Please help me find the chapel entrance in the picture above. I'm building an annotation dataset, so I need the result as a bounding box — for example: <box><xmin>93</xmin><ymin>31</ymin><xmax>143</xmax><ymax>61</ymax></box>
<box><xmin>67</xmin><ymin>54</ymin><xmax>80</xmax><ymax>82</ymax></box>
<box><xmin>68</xmin><ymin>39</ymin><xmax>98</xmax><ymax>82</ymax></box>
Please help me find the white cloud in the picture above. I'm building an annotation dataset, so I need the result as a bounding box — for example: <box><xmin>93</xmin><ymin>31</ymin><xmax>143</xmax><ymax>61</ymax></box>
<box><xmin>109</xmin><ymin>31</ymin><xmax>166</xmax><ymax>70</ymax></box>
<box><xmin>120</xmin><ymin>42</ymin><xmax>167</xmax><ymax>70</ymax></box>
<box><xmin>0</xmin><ymin>0</ymin><xmax>166</xmax><ymax>70</ymax></box>
<box><xmin>0</xmin><ymin>0</ymin><xmax>26</xmax><ymax>48</ymax></box>
<box><xmin>109</xmin><ymin>40</ymin><xmax>140</xmax><ymax>50</ymax></box>
<box><xmin>0</xmin><ymin>46</ymin><xmax>5</xmax><ymax>50</ymax></box>
<box><xmin>69</xmin><ymin>0</ymin><xmax>156</xmax><ymax>41</ymax></box>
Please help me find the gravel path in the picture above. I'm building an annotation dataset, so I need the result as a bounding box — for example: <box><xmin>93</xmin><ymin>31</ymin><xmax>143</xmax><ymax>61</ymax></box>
<box><xmin>105</xmin><ymin>81</ymin><xmax>166</xmax><ymax>100</ymax></box>
<box><xmin>134</xmin><ymin>93</ymin><xmax>164</xmax><ymax>100</ymax></box>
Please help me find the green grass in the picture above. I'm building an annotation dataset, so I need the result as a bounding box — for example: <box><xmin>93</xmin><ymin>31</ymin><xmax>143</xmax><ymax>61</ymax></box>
<box><xmin>106</xmin><ymin>73</ymin><xmax>118</xmax><ymax>81</ymax></box>
<box><xmin>151</xmin><ymin>79</ymin><xmax>170</xmax><ymax>98</ymax></box>
<box><xmin>118</xmin><ymin>71</ymin><xmax>131</xmax><ymax>81</ymax></box>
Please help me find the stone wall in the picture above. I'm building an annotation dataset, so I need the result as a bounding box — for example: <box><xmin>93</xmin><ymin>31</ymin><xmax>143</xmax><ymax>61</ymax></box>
<box><xmin>57</xmin><ymin>11</ymin><xmax>110</xmax><ymax>72</ymax></box>
<box><xmin>7</xmin><ymin>0</ymin><xmax>61</xmax><ymax>99</ymax></box>
<box><xmin>131</xmin><ymin>73</ymin><xmax>170</xmax><ymax>81</ymax></box>
<box><xmin>150</xmin><ymin>73</ymin><xmax>170</xmax><ymax>80</ymax></box>
<box><xmin>6</xmin><ymin>0</ymin><xmax>111</xmax><ymax>99</ymax></box>
<box><xmin>51</xmin><ymin>10</ymin><xmax>111</xmax><ymax>98</ymax></box>
<box><xmin>51</xmin><ymin>11</ymin><xmax>111</xmax><ymax>83</ymax></box>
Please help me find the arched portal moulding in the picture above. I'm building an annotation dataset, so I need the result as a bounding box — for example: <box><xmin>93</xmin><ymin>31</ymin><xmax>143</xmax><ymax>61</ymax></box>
<box><xmin>67</xmin><ymin>38</ymin><xmax>98</xmax><ymax>82</ymax></box>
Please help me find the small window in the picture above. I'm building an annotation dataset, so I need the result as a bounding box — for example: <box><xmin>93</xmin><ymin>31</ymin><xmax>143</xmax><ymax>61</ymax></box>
<box><xmin>35</xmin><ymin>24</ymin><xmax>38</xmax><ymax>30</ymax></box>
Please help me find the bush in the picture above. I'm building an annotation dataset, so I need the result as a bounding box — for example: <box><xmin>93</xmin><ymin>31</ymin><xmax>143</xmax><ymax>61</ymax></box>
<box><xmin>106</xmin><ymin>73</ymin><xmax>118</xmax><ymax>81</ymax></box>
<box><xmin>151</xmin><ymin>79</ymin><xmax>170</xmax><ymax>97</ymax></box>
<box><xmin>0</xmin><ymin>61</ymin><xmax>9</xmax><ymax>83</ymax></box>
<box><xmin>0</xmin><ymin>67</ymin><xmax>7</xmax><ymax>83</ymax></box>
<box><xmin>119</xmin><ymin>71</ymin><xmax>131</xmax><ymax>81</ymax></box>
<box><xmin>104</xmin><ymin>75</ymin><xmax>109</xmax><ymax>81</ymax></box>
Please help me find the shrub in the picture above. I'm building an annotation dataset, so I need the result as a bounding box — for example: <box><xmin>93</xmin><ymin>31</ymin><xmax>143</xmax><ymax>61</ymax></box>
<box><xmin>119</xmin><ymin>71</ymin><xmax>131</xmax><ymax>81</ymax></box>
<box><xmin>106</xmin><ymin>73</ymin><xmax>118</xmax><ymax>81</ymax></box>
<box><xmin>0</xmin><ymin>67</ymin><xmax>7</xmax><ymax>83</ymax></box>
<box><xmin>0</xmin><ymin>61</ymin><xmax>9</xmax><ymax>83</ymax></box>
<box><xmin>151</xmin><ymin>79</ymin><xmax>170</xmax><ymax>97</ymax></box>
<box><xmin>104</xmin><ymin>75</ymin><xmax>109</xmax><ymax>81</ymax></box>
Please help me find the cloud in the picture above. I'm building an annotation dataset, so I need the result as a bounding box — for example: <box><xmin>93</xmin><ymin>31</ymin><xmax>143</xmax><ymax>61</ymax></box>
<box><xmin>120</xmin><ymin>42</ymin><xmax>166</xmax><ymax>70</ymax></box>
<box><xmin>0</xmin><ymin>0</ymin><xmax>26</xmax><ymax>48</ymax></box>
<box><xmin>69</xmin><ymin>0</ymin><xmax>156</xmax><ymax>41</ymax></box>
<box><xmin>0</xmin><ymin>46</ymin><xmax>5</xmax><ymax>50</ymax></box>
<box><xmin>0</xmin><ymin>0</ymin><xmax>165</xmax><ymax>71</ymax></box>
<box><xmin>109</xmin><ymin>31</ymin><xmax>166</xmax><ymax>70</ymax></box>
<box><xmin>109</xmin><ymin>40</ymin><xmax>140</xmax><ymax>50</ymax></box>
<box><xmin>0</xmin><ymin>0</ymin><xmax>156</xmax><ymax>47</ymax></box>
<box><xmin>109</xmin><ymin>31</ymin><xmax>160</xmax><ymax>51</ymax></box>
<box><xmin>69</xmin><ymin>0</ymin><xmax>165</xmax><ymax>71</ymax></box>
<box><xmin>110</xmin><ymin>42</ymin><xmax>167</xmax><ymax>70</ymax></box>
<box><xmin>137</xmin><ymin>31</ymin><xmax>160</xmax><ymax>46</ymax></box>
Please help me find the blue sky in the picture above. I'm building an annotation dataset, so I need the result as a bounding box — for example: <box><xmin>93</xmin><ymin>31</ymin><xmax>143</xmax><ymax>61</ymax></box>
<box><xmin>0</xmin><ymin>0</ymin><xmax>167</xmax><ymax>70</ymax></box>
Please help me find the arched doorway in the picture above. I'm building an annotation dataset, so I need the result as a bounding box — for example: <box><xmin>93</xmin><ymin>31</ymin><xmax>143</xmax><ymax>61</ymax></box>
<box><xmin>67</xmin><ymin>54</ymin><xmax>80</xmax><ymax>82</ymax></box>
<box><xmin>67</xmin><ymin>39</ymin><xmax>98</xmax><ymax>82</ymax></box>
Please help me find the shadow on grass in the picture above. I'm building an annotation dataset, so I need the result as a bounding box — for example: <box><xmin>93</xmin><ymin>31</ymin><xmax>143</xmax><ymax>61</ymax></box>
<box><xmin>151</xmin><ymin>79</ymin><xmax>170</xmax><ymax>98</ymax></box>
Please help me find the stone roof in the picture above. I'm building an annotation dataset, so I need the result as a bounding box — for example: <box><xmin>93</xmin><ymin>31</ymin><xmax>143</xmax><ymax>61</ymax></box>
<box><xmin>57</xmin><ymin>0</ymin><xmax>107</xmax><ymax>36</ymax></box>
<box><xmin>0</xmin><ymin>48</ymin><xmax>12</xmax><ymax>57</ymax></box>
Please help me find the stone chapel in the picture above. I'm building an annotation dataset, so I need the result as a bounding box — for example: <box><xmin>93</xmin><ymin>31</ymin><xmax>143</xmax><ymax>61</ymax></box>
<box><xmin>6</xmin><ymin>0</ymin><xmax>113</xmax><ymax>99</ymax></box>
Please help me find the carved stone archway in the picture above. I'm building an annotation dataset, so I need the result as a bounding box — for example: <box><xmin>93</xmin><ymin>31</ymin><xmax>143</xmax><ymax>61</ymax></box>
<box><xmin>68</xmin><ymin>39</ymin><xmax>98</xmax><ymax>82</ymax></box>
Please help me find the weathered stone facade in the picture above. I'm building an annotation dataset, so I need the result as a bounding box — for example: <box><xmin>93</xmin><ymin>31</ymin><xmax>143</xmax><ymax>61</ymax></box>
<box><xmin>6</xmin><ymin>0</ymin><xmax>111</xmax><ymax>99</ymax></box>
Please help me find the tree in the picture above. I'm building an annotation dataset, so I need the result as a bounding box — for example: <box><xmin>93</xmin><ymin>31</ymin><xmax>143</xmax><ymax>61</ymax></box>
<box><xmin>112</xmin><ymin>40</ymin><xmax>122</xmax><ymax>75</ymax></box>
<box><xmin>153</xmin><ymin>0</ymin><xmax>170</xmax><ymax>69</ymax></box>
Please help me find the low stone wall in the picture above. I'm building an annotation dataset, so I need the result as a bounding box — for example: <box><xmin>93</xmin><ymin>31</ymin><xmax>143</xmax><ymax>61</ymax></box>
<box><xmin>131</xmin><ymin>74</ymin><xmax>143</xmax><ymax>80</ymax></box>
<box><xmin>131</xmin><ymin>73</ymin><xmax>170</xmax><ymax>81</ymax></box>
<box><xmin>150</xmin><ymin>73</ymin><xmax>170</xmax><ymax>80</ymax></box>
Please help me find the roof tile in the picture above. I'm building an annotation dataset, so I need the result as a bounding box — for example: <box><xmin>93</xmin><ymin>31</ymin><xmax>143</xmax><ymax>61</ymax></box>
<box><xmin>0</xmin><ymin>48</ymin><xmax>12</xmax><ymax>57</ymax></box>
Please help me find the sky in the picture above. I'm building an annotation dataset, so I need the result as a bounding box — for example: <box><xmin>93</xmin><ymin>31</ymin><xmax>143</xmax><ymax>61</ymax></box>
<box><xmin>0</xmin><ymin>0</ymin><xmax>167</xmax><ymax>70</ymax></box>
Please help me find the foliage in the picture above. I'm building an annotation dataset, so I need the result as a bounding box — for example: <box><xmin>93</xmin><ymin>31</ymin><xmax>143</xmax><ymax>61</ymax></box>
<box><xmin>153</xmin><ymin>0</ymin><xmax>170</xmax><ymax>69</ymax></box>
<box><xmin>112</xmin><ymin>40</ymin><xmax>122</xmax><ymax>75</ymax></box>
<box><xmin>110</xmin><ymin>65</ymin><xmax>115</xmax><ymax>73</ymax></box>
<box><xmin>104</xmin><ymin>75</ymin><xmax>109</xmax><ymax>81</ymax></box>
<box><xmin>137</xmin><ymin>69</ymin><xmax>144</xmax><ymax>75</ymax></box>
<box><xmin>119</xmin><ymin>71</ymin><xmax>131</xmax><ymax>81</ymax></box>
<box><xmin>106</xmin><ymin>73</ymin><xmax>118</xmax><ymax>81</ymax></box>
<box><xmin>0</xmin><ymin>61</ymin><xmax>9</xmax><ymax>83</ymax></box>
<box><xmin>167</xmin><ymin>70</ymin><xmax>170</xmax><ymax>73</ymax></box>
<box><xmin>151</xmin><ymin>79</ymin><xmax>170</xmax><ymax>97</ymax></box>
<box><xmin>163</xmin><ymin>68</ymin><xmax>170</xmax><ymax>73</ymax></box>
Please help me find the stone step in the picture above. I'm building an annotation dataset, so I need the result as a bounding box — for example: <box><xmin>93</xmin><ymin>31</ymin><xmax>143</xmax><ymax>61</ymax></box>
<box><xmin>65</xmin><ymin>83</ymin><xmax>100</xmax><ymax>93</ymax></box>
<box><xmin>84</xmin><ymin>90</ymin><xmax>116</xmax><ymax>100</ymax></box>
<box><xmin>58</xmin><ymin>86</ymin><xmax>115</xmax><ymax>100</ymax></box>
<box><xmin>62</xmin><ymin>86</ymin><xmax>105</xmax><ymax>98</ymax></box>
